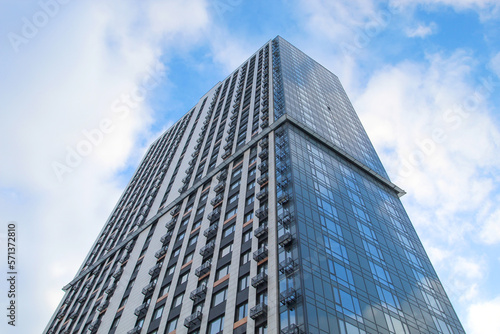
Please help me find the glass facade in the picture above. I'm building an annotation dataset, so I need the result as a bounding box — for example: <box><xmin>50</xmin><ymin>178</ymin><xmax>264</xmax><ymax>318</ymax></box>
<box><xmin>44</xmin><ymin>36</ymin><xmax>463</xmax><ymax>334</ymax></box>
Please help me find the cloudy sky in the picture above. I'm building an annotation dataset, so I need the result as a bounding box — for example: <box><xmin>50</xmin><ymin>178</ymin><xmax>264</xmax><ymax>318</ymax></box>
<box><xmin>1</xmin><ymin>0</ymin><xmax>499</xmax><ymax>333</ymax></box>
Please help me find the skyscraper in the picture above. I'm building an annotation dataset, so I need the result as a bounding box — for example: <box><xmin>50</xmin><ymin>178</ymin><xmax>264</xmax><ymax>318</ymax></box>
<box><xmin>45</xmin><ymin>36</ymin><xmax>465</xmax><ymax>334</ymax></box>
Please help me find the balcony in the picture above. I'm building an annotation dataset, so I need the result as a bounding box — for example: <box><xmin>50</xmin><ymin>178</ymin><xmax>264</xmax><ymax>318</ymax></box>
<box><xmin>279</xmin><ymin>258</ymin><xmax>297</xmax><ymax>276</ymax></box>
<box><xmin>56</xmin><ymin>311</ymin><xmax>65</xmax><ymax>320</ymax></box>
<box><xmin>280</xmin><ymin>288</ymin><xmax>299</xmax><ymax>306</ymax></box>
<box><xmin>88</xmin><ymin>319</ymin><xmax>101</xmax><ymax>334</ymax></box>
<box><xmin>78</xmin><ymin>295</ymin><xmax>87</xmax><ymax>304</ymax></box>
<box><xmin>223</xmin><ymin>142</ymin><xmax>233</xmax><ymax>151</ymax></box>
<box><xmin>119</xmin><ymin>253</ymin><xmax>130</xmax><ymax>264</ymax></box>
<box><xmin>160</xmin><ymin>232</ymin><xmax>173</xmax><ymax>245</ymax></box>
<box><xmin>155</xmin><ymin>246</ymin><xmax>168</xmax><ymax>259</ymax></box>
<box><xmin>178</xmin><ymin>185</ymin><xmax>188</xmax><ymax>193</ymax></box>
<box><xmin>256</xmin><ymin>188</ymin><xmax>268</xmax><ymax>201</ymax></box>
<box><xmin>259</xmin><ymin>138</ymin><xmax>269</xmax><ymax>148</ymax></box>
<box><xmin>258</xmin><ymin>161</ymin><xmax>268</xmax><ymax>172</ymax></box>
<box><xmin>134</xmin><ymin>302</ymin><xmax>149</xmax><ymax>317</ymax></box>
<box><xmin>203</xmin><ymin>223</ymin><xmax>219</xmax><ymax>239</ymax></box>
<box><xmin>253</xmin><ymin>245</ymin><xmax>268</xmax><ymax>262</ymax></box>
<box><xmin>195</xmin><ymin>261</ymin><xmax>211</xmax><ymax>277</ymax></box>
<box><xmin>112</xmin><ymin>268</ymin><xmax>123</xmax><ymax>279</ymax></box>
<box><xmin>249</xmin><ymin>302</ymin><xmax>267</xmax><ymax>320</ymax></box>
<box><xmin>199</xmin><ymin>240</ymin><xmax>216</xmax><ymax>258</ymax></box>
<box><xmin>255</xmin><ymin>206</ymin><xmax>268</xmax><ymax>219</ymax></box>
<box><xmin>217</xmin><ymin>170</ymin><xmax>227</xmax><ymax>180</ymax></box>
<box><xmin>278</xmin><ymin>232</ymin><xmax>293</xmax><ymax>248</ymax></box>
<box><xmin>278</xmin><ymin>193</ymin><xmax>290</xmax><ymax>205</ymax></box>
<box><xmin>254</xmin><ymin>224</ymin><xmax>268</xmax><ymax>239</ymax></box>
<box><xmin>105</xmin><ymin>284</ymin><xmax>116</xmax><ymax>295</ymax></box>
<box><xmin>171</xmin><ymin>205</ymin><xmax>180</xmax><ymax>216</ymax></box>
<box><xmin>165</xmin><ymin>218</ymin><xmax>177</xmax><ymax>231</ymax></box>
<box><xmin>207</xmin><ymin>208</ymin><xmax>221</xmax><ymax>222</ymax></box>
<box><xmin>148</xmin><ymin>263</ymin><xmax>162</xmax><ymax>277</ymax></box>
<box><xmin>184</xmin><ymin>310</ymin><xmax>203</xmax><ymax>329</ymax></box>
<box><xmin>68</xmin><ymin>312</ymin><xmax>78</xmax><ymax>319</ymax></box>
<box><xmin>127</xmin><ymin>325</ymin><xmax>142</xmax><ymax>334</ymax></box>
<box><xmin>280</xmin><ymin>324</ymin><xmax>303</xmax><ymax>334</ymax></box>
<box><xmin>189</xmin><ymin>284</ymin><xmax>207</xmax><ymax>302</ymax></box>
<box><xmin>258</xmin><ymin>149</ymin><xmax>269</xmax><ymax>159</ymax></box>
<box><xmin>278</xmin><ymin>211</ymin><xmax>293</xmax><ymax>227</ymax></box>
<box><xmin>141</xmin><ymin>281</ymin><xmax>156</xmax><ymax>296</ymax></box>
<box><xmin>210</xmin><ymin>194</ymin><xmax>223</xmax><ymax>206</ymax></box>
<box><xmin>251</xmin><ymin>272</ymin><xmax>268</xmax><ymax>288</ymax></box>
<box><xmin>278</xmin><ymin>177</ymin><xmax>289</xmax><ymax>188</ymax></box>
<box><xmin>97</xmin><ymin>300</ymin><xmax>109</xmax><ymax>312</ymax></box>
<box><xmin>257</xmin><ymin>173</ymin><xmax>268</xmax><ymax>185</ymax></box>
<box><xmin>222</xmin><ymin>151</ymin><xmax>232</xmax><ymax>159</ymax></box>
<box><xmin>214</xmin><ymin>182</ymin><xmax>226</xmax><ymax>193</ymax></box>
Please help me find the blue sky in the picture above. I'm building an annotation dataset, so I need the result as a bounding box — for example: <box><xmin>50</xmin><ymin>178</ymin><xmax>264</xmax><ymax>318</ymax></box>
<box><xmin>1</xmin><ymin>0</ymin><xmax>500</xmax><ymax>333</ymax></box>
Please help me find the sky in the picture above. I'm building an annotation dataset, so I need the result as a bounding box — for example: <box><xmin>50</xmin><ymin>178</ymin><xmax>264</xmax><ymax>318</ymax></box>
<box><xmin>0</xmin><ymin>0</ymin><xmax>499</xmax><ymax>333</ymax></box>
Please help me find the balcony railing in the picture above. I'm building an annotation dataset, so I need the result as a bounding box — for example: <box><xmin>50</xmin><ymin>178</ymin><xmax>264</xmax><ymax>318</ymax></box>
<box><xmin>255</xmin><ymin>206</ymin><xmax>268</xmax><ymax>219</ymax></box>
<box><xmin>280</xmin><ymin>324</ymin><xmax>302</xmax><ymax>334</ymax></box>
<box><xmin>207</xmin><ymin>208</ymin><xmax>221</xmax><ymax>222</ymax></box>
<box><xmin>96</xmin><ymin>300</ymin><xmax>109</xmax><ymax>312</ymax></box>
<box><xmin>184</xmin><ymin>311</ymin><xmax>203</xmax><ymax>328</ymax></box>
<box><xmin>280</xmin><ymin>288</ymin><xmax>299</xmax><ymax>306</ymax></box>
<box><xmin>279</xmin><ymin>258</ymin><xmax>297</xmax><ymax>276</ymax></box>
<box><xmin>127</xmin><ymin>325</ymin><xmax>142</xmax><ymax>334</ymax></box>
<box><xmin>210</xmin><ymin>194</ymin><xmax>223</xmax><ymax>206</ymax></box>
<box><xmin>251</xmin><ymin>272</ymin><xmax>268</xmax><ymax>288</ymax></box>
<box><xmin>256</xmin><ymin>188</ymin><xmax>268</xmax><ymax>201</ymax></box>
<box><xmin>88</xmin><ymin>319</ymin><xmax>101</xmax><ymax>334</ymax></box>
<box><xmin>112</xmin><ymin>268</ymin><xmax>123</xmax><ymax>279</ymax></box>
<box><xmin>254</xmin><ymin>224</ymin><xmax>268</xmax><ymax>239</ymax></box>
<box><xmin>258</xmin><ymin>149</ymin><xmax>269</xmax><ymax>159</ymax></box>
<box><xmin>148</xmin><ymin>262</ymin><xmax>162</xmax><ymax>277</ymax></box>
<box><xmin>189</xmin><ymin>284</ymin><xmax>207</xmax><ymax>302</ymax></box>
<box><xmin>278</xmin><ymin>232</ymin><xmax>293</xmax><ymax>247</ymax></box>
<box><xmin>259</xmin><ymin>138</ymin><xmax>269</xmax><ymax>148</ymax></box>
<box><xmin>195</xmin><ymin>261</ymin><xmax>211</xmax><ymax>277</ymax></box>
<box><xmin>253</xmin><ymin>245</ymin><xmax>268</xmax><ymax>262</ymax></box>
<box><xmin>278</xmin><ymin>211</ymin><xmax>293</xmax><ymax>227</ymax></box>
<box><xmin>160</xmin><ymin>232</ymin><xmax>172</xmax><ymax>245</ymax></box>
<box><xmin>105</xmin><ymin>283</ymin><xmax>116</xmax><ymax>295</ymax></box>
<box><xmin>141</xmin><ymin>281</ymin><xmax>156</xmax><ymax>296</ymax></box>
<box><xmin>257</xmin><ymin>173</ymin><xmax>268</xmax><ymax>185</ymax></box>
<box><xmin>214</xmin><ymin>181</ymin><xmax>226</xmax><ymax>193</ymax></box>
<box><xmin>134</xmin><ymin>302</ymin><xmax>149</xmax><ymax>317</ymax></box>
<box><xmin>258</xmin><ymin>162</ymin><xmax>268</xmax><ymax>172</ymax></box>
<box><xmin>278</xmin><ymin>193</ymin><xmax>290</xmax><ymax>205</ymax></box>
<box><xmin>155</xmin><ymin>246</ymin><xmax>168</xmax><ymax>259</ymax></box>
<box><xmin>165</xmin><ymin>218</ymin><xmax>177</xmax><ymax>231</ymax></box>
<box><xmin>203</xmin><ymin>223</ymin><xmax>219</xmax><ymax>239</ymax></box>
<box><xmin>199</xmin><ymin>240</ymin><xmax>216</xmax><ymax>258</ymax></box>
<box><xmin>249</xmin><ymin>302</ymin><xmax>268</xmax><ymax>320</ymax></box>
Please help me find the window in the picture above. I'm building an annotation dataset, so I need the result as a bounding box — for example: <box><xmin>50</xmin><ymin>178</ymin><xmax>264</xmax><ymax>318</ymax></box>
<box><xmin>172</xmin><ymin>247</ymin><xmax>181</xmax><ymax>258</ymax></box>
<box><xmin>119</xmin><ymin>296</ymin><xmax>128</xmax><ymax>308</ymax></box>
<box><xmin>179</xmin><ymin>271</ymin><xmax>189</xmax><ymax>284</ymax></box>
<box><xmin>176</xmin><ymin>232</ymin><xmax>185</xmax><ymax>242</ymax></box>
<box><xmin>185</xmin><ymin>204</ymin><xmax>193</xmax><ymax>213</ymax></box>
<box><xmin>200</xmin><ymin>192</ymin><xmax>209</xmax><ymax>203</ymax></box>
<box><xmin>165</xmin><ymin>318</ymin><xmax>178</xmax><ymax>333</ymax></box>
<box><xmin>183</xmin><ymin>252</ymin><xmax>194</xmax><ymax>264</ymax></box>
<box><xmin>243</xmin><ymin>230</ymin><xmax>252</xmax><ymax>243</ymax></box>
<box><xmin>188</xmin><ymin>235</ymin><xmax>198</xmax><ymax>247</ymax></box>
<box><xmin>212</xmin><ymin>288</ymin><xmax>227</xmax><ymax>306</ymax></box>
<box><xmin>111</xmin><ymin>316</ymin><xmax>120</xmax><ymax>329</ymax></box>
<box><xmin>136</xmin><ymin>318</ymin><xmax>145</xmax><ymax>328</ymax></box>
<box><xmin>249</xmin><ymin>155</ymin><xmax>257</xmax><ymax>165</ymax></box>
<box><xmin>248</xmin><ymin>167</ymin><xmax>256</xmax><ymax>176</ymax></box>
<box><xmin>225</xmin><ymin>207</ymin><xmax>237</xmax><ymax>220</ymax></box>
<box><xmin>152</xmin><ymin>305</ymin><xmax>164</xmax><ymax>320</ymax></box>
<box><xmin>246</xmin><ymin>196</ymin><xmax>254</xmax><ymax>206</ymax></box>
<box><xmin>196</xmin><ymin>206</ymin><xmax>205</xmax><ymax>216</ymax></box>
<box><xmin>167</xmin><ymin>265</ymin><xmax>176</xmax><ymax>276</ymax></box>
<box><xmin>256</xmin><ymin>324</ymin><xmax>268</xmax><ymax>334</ymax></box>
<box><xmin>126</xmin><ymin>279</ymin><xmax>135</xmax><ymax>290</ymax></box>
<box><xmin>159</xmin><ymin>284</ymin><xmax>170</xmax><ymax>297</ymax></box>
<box><xmin>172</xmin><ymin>294</ymin><xmax>183</xmax><ymax>308</ymax></box>
<box><xmin>216</xmin><ymin>264</ymin><xmax>230</xmax><ymax>280</ymax></box>
<box><xmin>238</xmin><ymin>274</ymin><xmax>249</xmax><ymax>291</ymax></box>
<box><xmin>247</xmin><ymin>181</ymin><xmax>256</xmax><ymax>190</ymax></box>
<box><xmin>222</xmin><ymin>225</ymin><xmax>235</xmax><ymax>238</ymax></box>
<box><xmin>192</xmin><ymin>219</ymin><xmax>202</xmax><ymax>230</ymax></box>
<box><xmin>228</xmin><ymin>193</ymin><xmax>239</xmax><ymax>205</ymax></box>
<box><xmin>208</xmin><ymin>316</ymin><xmax>224</xmax><ymax>334</ymax></box>
<box><xmin>245</xmin><ymin>212</ymin><xmax>254</xmax><ymax>221</ymax></box>
<box><xmin>230</xmin><ymin>180</ymin><xmax>241</xmax><ymax>191</ymax></box>
<box><xmin>220</xmin><ymin>243</ymin><xmax>233</xmax><ymax>258</ymax></box>
<box><xmin>181</xmin><ymin>217</ymin><xmax>189</xmax><ymax>227</ymax></box>
<box><xmin>235</xmin><ymin>302</ymin><xmax>248</xmax><ymax>321</ymax></box>
<box><xmin>241</xmin><ymin>251</ymin><xmax>251</xmax><ymax>265</ymax></box>
<box><xmin>232</xmin><ymin>167</ymin><xmax>242</xmax><ymax>178</ymax></box>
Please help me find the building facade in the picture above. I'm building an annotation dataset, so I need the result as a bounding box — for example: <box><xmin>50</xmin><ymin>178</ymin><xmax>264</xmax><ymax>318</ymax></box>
<box><xmin>45</xmin><ymin>36</ymin><xmax>465</xmax><ymax>334</ymax></box>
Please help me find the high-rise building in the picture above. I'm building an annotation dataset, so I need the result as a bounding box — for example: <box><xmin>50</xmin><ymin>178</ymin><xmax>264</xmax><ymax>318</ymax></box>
<box><xmin>45</xmin><ymin>36</ymin><xmax>465</xmax><ymax>334</ymax></box>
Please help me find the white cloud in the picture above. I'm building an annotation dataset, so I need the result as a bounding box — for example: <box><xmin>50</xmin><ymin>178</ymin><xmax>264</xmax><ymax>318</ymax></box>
<box><xmin>0</xmin><ymin>1</ymin><xmax>211</xmax><ymax>333</ymax></box>
<box><xmin>390</xmin><ymin>0</ymin><xmax>500</xmax><ymax>19</ymax></box>
<box><xmin>406</xmin><ymin>22</ymin><xmax>437</xmax><ymax>38</ymax></box>
<box><xmin>478</xmin><ymin>207</ymin><xmax>500</xmax><ymax>244</ymax></box>
<box><xmin>467</xmin><ymin>296</ymin><xmax>500</xmax><ymax>334</ymax></box>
